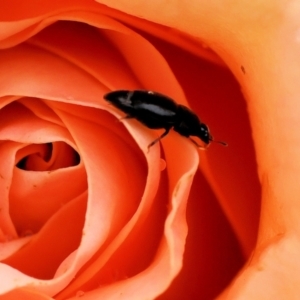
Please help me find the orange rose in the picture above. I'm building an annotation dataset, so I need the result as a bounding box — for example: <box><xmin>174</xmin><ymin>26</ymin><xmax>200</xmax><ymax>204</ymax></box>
<box><xmin>0</xmin><ymin>2</ymin><xmax>203</xmax><ymax>299</ymax></box>
<box><xmin>3</xmin><ymin>0</ymin><xmax>296</xmax><ymax>299</ymax></box>
<box><xmin>98</xmin><ymin>0</ymin><xmax>300</xmax><ymax>299</ymax></box>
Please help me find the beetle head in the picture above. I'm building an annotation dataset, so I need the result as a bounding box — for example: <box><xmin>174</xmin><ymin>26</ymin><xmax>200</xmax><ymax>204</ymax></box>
<box><xmin>200</xmin><ymin>123</ymin><xmax>227</xmax><ymax>147</ymax></box>
<box><xmin>199</xmin><ymin>123</ymin><xmax>212</xmax><ymax>144</ymax></box>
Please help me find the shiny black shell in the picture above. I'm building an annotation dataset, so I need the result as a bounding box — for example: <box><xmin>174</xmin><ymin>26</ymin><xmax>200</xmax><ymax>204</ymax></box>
<box><xmin>104</xmin><ymin>90</ymin><xmax>213</xmax><ymax>148</ymax></box>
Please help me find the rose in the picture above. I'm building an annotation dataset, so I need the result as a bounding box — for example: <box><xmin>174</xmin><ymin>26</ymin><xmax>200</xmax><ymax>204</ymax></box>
<box><xmin>1</xmin><ymin>3</ymin><xmax>201</xmax><ymax>300</ymax></box>
<box><xmin>99</xmin><ymin>0</ymin><xmax>300</xmax><ymax>299</ymax></box>
<box><xmin>1</xmin><ymin>0</ymin><xmax>295</xmax><ymax>299</ymax></box>
<box><xmin>0</xmin><ymin>2</ymin><xmax>216</xmax><ymax>299</ymax></box>
<box><xmin>1</xmin><ymin>1</ymin><xmax>260</xmax><ymax>299</ymax></box>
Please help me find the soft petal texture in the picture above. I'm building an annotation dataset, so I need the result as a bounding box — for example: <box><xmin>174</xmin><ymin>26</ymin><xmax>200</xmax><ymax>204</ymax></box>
<box><xmin>96</xmin><ymin>0</ymin><xmax>300</xmax><ymax>298</ymax></box>
<box><xmin>58</xmin><ymin>134</ymin><xmax>199</xmax><ymax>300</ymax></box>
<box><xmin>0</xmin><ymin>287</ymin><xmax>54</xmax><ymax>300</ymax></box>
<box><xmin>96</xmin><ymin>0</ymin><xmax>262</xmax><ymax>255</ymax></box>
<box><xmin>6</xmin><ymin>0</ymin><xmax>300</xmax><ymax>298</ymax></box>
<box><xmin>0</xmin><ymin>3</ymin><xmax>204</xmax><ymax>299</ymax></box>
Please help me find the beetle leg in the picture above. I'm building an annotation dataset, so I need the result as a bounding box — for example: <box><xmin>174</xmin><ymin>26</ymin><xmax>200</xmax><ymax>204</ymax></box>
<box><xmin>147</xmin><ymin>128</ymin><xmax>170</xmax><ymax>150</ymax></box>
<box><xmin>117</xmin><ymin>115</ymin><xmax>134</xmax><ymax>122</ymax></box>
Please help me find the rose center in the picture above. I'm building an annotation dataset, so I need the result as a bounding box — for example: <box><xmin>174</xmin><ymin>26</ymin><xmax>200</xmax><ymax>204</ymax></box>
<box><xmin>15</xmin><ymin>142</ymin><xmax>80</xmax><ymax>171</ymax></box>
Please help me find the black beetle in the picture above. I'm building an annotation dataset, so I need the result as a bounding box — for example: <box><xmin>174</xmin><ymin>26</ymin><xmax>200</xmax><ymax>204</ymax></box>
<box><xmin>104</xmin><ymin>90</ymin><xmax>227</xmax><ymax>149</ymax></box>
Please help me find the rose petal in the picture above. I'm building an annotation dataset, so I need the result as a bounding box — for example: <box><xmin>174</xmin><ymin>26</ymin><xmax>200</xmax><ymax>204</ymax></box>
<box><xmin>3</xmin><ymin>192</ymin><xmax>87</xmax><ymax>280</ymax></box>
<box><xmin>0</xmin><ymin>4</ymin><xmax>204</xmax><ymax>298</ymax></box>
<box><xmin>1</xmin><ymin>287</ymin><xmax>54</xmax><ymax>300</ymax></box>
<box><xmin>58</xmin><ymin>133</ymin><xmax>199</xmax><ymax>300</ymax></box>
<box><xmin>0</xmin><ymin>236</ymin><xmax>32</xmax><ymax>260</ymax></box>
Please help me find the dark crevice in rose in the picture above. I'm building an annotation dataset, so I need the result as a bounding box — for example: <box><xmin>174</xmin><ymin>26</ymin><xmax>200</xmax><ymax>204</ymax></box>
<box><xmin>73</xmin><ymin>151</ymin><xmax>81</xmax><ymax>165</ymax></box>
<box><xmin>16</xmin><ymin>143</ymin><xmax>53</xmax><ymax>169</ymax></box>
<box><xmin>16</xmin><ymin>142</ymin><xmax>80</xmax><ymax>171</ymax></box>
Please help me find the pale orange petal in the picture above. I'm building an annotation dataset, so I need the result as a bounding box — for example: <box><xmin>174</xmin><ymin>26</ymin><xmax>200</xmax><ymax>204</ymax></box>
<box><xmin>0</xmin><ymin>2</ymin><xmax>207</xmax><ymax>298</ymax></box>
<box><xmin>62</xmin><ymin>134</ymin><xmax>199</xmax><ymax>300</ymax></box>
<box><xmin>0</xmin><ymin>287</ymin><xmax>54</xmax><ymax>300</ymax></box>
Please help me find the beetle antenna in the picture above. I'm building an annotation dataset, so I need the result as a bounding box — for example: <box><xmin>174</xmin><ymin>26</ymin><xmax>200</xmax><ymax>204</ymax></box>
<box><xmin>210</xmin><ymin>137</ymin><xmax>228</xmax><ymax>146</ymax></box>
<box><xmin>212</xmin><ymin>140</ymin><xmax>228</xmax><ymax>147</ymax></box>
<box><xmin>215</xmin><ymin>140</ymin><xmax>228</xmax><ymax>146</ymax></box>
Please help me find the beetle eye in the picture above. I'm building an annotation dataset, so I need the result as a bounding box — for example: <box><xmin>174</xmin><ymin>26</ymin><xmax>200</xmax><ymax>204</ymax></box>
<box><xmin>200</xmin><ymin>124</ymin><xmax>209</xmax><ymax>135</ymax></box>
<box><xmin>198</xmin><ymin>123</ymin><xmax>213</xmax><ymax>144</ymax></box>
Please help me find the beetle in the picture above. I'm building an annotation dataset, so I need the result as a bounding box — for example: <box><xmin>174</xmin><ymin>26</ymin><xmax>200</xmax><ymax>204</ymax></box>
<box><xmin>104</xmin><ymin>90</ymin><xmax>227</xmax><ymax>149</ymax></box>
